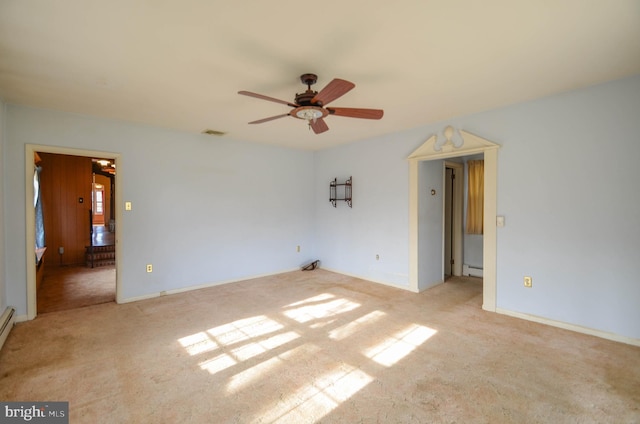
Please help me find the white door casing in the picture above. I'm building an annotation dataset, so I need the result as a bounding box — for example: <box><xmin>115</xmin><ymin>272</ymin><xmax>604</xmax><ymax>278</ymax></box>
<box><xmin>25</xmin><ymin>144</ymin><xmax>122</xmax><ymax>320</ymax></box>
<box><xmin>408</xmin><ymin>128</ymin><xmax>499</xmax><ymax>311</ymax></box>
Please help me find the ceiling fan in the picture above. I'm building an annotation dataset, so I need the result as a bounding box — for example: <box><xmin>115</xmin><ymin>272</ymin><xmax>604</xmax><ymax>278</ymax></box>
<box><xmin>238</xmin><ymin>73</ymin><xmax>384</xmax><ymax>134</ymax></box>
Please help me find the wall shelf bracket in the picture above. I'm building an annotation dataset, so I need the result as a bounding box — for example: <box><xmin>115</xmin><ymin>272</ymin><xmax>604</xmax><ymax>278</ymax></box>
<box><xmin>330</xmin><ymin>176</ymin><xmax>352</xmax><ymax>208</ymax></box>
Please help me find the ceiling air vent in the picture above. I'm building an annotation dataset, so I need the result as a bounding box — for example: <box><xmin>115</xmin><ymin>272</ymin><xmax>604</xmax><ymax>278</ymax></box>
<box><xmin>202</xmin><ymin>129</ymin><xmax>227</xmax><ymax>136</ymax></box>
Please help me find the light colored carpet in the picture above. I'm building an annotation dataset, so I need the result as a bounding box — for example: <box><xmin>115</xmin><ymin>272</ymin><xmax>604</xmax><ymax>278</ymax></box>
<box><xmin>2</xmin><ymin>270</ymin><xmax>639</xmax><ymax>423</ymax></box>
<box><xmin>37</xmin><ymin>265</ymin><xmax>116</xmax><ymax>313</ymax></box>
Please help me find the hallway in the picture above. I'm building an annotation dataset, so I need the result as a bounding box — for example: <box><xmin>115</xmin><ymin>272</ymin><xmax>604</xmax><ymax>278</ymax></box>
<box><xmin>37</xmin><ymin>225</ymin><xmax>116</xmax><ymax>314</ymax></box>
<box><xmin>37</xmin><ymin>265</ymin><xmax>115</xmax><ymax>314</ymax></box>
<box><xmin>92</xmin><ymin>224</ymin><xmax>115</xmax><ymax>247</ymax></box>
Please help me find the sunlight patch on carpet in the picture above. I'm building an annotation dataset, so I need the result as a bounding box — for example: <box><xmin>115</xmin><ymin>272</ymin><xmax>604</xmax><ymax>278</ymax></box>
<box><xmin>364</xmin><ymin>324</ymin><xmax>437</xmax><ymax>367</ymax></box>
<box><xmin>329</xmin><ymin>310</ymin><xmax>387</xmax><ymax>341</ymax></box>
<box><xmin>283</xmin><ymin>296</ymin><xmax>360</xmax><ymax>324</ymax></box>
<box><xmin>207</xmin><ymin>315</ymin><xmax>284</xmax><ymax>346</ymax></box>
<box><xmin>178</xmin><ymin>332</ymin><xmax>220</xmax><ymax>356</ymax></box>
<box><xmin>198</xmin><ymin>352</ymin><xmax>236</xmax><ymax>375</ymax></box>
<box><xmin>227</xmin><ymin>356</ymin><xmax>283</xmax><ymax>393</ymax></box>
<box><xmin>230</xmin><ymin>331</ymin><xmax>300</xmax><ymax>362</ymax></box>
<box><xmin>285</xmin><ymin>293</ymin><xmax>335</xmax><ymax>307</ymax></box>
<box><xmin>178</xmin><ymin>315</ymin><xmax>286</xmax><ymax>357</ymax></box>
<box><xmin>226</xmin><ymin>344</ymin><xmax>321</xmax><ymax>394</ymax></box>
<box><xmin>256</xmin><ymin>364</ymin><xmax>373</xmax><ymax>423</ymax></box>
<box><xmin>197</xmin><ymin>331</ymin><xmax>301</xmax><ymax>376</ymax></box>
<box><xmin>179</xmin><ymin>315</ymin><xmax>302</xmax><ymax>376</ymax></box>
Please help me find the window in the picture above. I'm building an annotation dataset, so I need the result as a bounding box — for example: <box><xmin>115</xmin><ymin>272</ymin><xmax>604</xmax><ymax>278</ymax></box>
<box><xmin>95</xmin><ymin>187</ymin><xmax>104</xmax><ymax>215</ymax></box>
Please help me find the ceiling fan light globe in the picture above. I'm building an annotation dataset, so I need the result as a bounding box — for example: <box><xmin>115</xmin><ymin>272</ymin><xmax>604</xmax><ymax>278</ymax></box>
<box><xmin>296</xmin><ymin>108</ymin><xmax>323</xmax><ymax>121</ymax></box>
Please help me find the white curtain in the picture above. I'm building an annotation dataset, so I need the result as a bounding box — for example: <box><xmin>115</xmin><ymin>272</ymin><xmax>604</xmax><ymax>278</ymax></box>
<box><xmin>34</xmin><ymin>166</ymin><xmax>46</xmax><ymax>248</ymax></box>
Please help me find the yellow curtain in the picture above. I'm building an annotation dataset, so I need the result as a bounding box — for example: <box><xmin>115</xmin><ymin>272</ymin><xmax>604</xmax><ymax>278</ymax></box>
<box><xmin>466</xmin><ymin>160</ymin><xmax>484</xmax><ymax>234</ymax></box>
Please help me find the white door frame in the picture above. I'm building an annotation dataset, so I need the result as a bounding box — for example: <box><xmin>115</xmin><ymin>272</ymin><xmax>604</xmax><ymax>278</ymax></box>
<box><xmin>408</xmin><ymin>128</ymin><xmax>499</xmax><ymax>311</ymax></box>
<box><xmin>25</xmin><ymin>144</ymin><xmax>122</xmax><ymax>320</ymax></box>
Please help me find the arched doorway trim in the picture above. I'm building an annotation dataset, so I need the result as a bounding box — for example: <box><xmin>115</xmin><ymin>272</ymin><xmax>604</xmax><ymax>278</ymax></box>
<box><xmin>408</xmin><ymin>128</ymin><xmax>500</xmax><ymax>311</ymax></box>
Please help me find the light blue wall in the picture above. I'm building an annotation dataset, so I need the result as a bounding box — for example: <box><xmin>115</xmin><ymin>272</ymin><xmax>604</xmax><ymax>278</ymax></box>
<box><xmin>314</xmin><ymin>133</ymin><xmax>418</xmax><ymax>288</ymax></box>
<box><xmin>487</xmin><ymin>77</ymin><xmax>640</xmax><ymax>339</ymax></box>
<box><xmin>0</xmin><ymin>99</ymin><xmax>6</xmax><ymax>313</ymax></box>
<box><xmin>4</xmin><ymin>105</ymin><xmax>315</xmax><ymax>312</ymax></box>
<box><xmin>315</xmin><ymin>75</ymin><xmax>640</xmax><ymax>340</ymax></box>
<box><xmin>418</xmin><ymin>160</ymin><xmax>444</xmax><ymax>290</ymax></box>
<box><xmin>2</xmin><ymin>76</ymin><xmax>639</xmax><ymax>340</ymax></box>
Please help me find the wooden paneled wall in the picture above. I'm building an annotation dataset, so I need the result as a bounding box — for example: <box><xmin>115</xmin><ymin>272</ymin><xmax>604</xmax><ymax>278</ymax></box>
<box><xmin>38</xmin><ymin>152</ymin><xmax>93</xmax><ymax>267</ymax></box>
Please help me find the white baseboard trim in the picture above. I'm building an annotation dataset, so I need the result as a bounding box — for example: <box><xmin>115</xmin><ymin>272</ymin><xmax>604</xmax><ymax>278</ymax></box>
<box><xmin>18</xmin><ymin>269</ymin><xmax>638</xmax><ymax>347</ymax></box>
<box><xmin>118</xmin><ymin>292</ymin><xmax>160</xmax><ymax>304</ymax></box>
<box><xmin>118</xmin><ymin>268</ymin><xmax>300</xmax><ymax>304</ymax></box>
<box><xmin>496</xmin><ymin>307</ymin><xmax>640</xmax><ymax>347</ymax></box>
<box><xmin>420</xmin><ymin>279</ymin><xmax>445</xmax><ymax>292</ymax></box>
<box><xmin>320</xmin><ymin>267</ymin><xmax>415</xmax><ymax>292</ymax></box>
<box><xmin>0</xmin><ymin>307</ymin><xmax>16</xmax><ymax>351</ymax></box>
<box><xmin>462</xmin><ymin>264</ymin><xmax>483</xmax><ymax>278</ymax></box>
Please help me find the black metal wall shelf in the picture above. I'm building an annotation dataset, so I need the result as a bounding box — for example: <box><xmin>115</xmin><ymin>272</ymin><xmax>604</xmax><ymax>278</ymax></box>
<box><xmin>330</xmin><ymin>176</ymin><xmax>352</xmax><ymax>208</ymax></box>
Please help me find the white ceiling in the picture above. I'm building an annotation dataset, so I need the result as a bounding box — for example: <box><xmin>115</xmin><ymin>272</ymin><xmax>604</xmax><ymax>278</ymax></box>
<box><xmin>1</xmin><ymin>1</ymin><xmax>639</xmax><ymax>150</ymax></box>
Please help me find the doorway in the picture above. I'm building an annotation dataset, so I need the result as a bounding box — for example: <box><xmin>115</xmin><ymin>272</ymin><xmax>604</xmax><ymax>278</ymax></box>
<box><xmin>25</xmin><ymin>145</ymin><xmax>121</xmax><ymax>319</ymax></box>
<box><xmin>408</xmin><ymin>128</ymin><xmax>499</xmax><ymax>311</ymax></box>
<box><xmin>35</xmin><ymin>152</ymin><xmax>116</xmax><ymax>313</ymax></box>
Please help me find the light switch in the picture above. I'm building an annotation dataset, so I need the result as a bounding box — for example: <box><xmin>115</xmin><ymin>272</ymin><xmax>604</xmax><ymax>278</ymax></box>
<box><xmin>125</xmin><ymin>202</ymin><xmax>132</xmax><ymax>211</ymax></box>
<box><xmin>496</xmin><ymin>216</ymin><xmax>505</xmax><ymax>227</ymax></box>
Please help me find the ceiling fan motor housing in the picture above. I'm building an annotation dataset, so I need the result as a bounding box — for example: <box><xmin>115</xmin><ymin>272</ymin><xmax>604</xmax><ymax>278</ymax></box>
<box><xmin>295</xmin><ymin>73</ymin><xmax>321</xmax><ymax>105</ymax></box>
<box><xmin>295</xmin><ymin>91</ymin><xmax>318</xmax><ymax>106</ymax></box>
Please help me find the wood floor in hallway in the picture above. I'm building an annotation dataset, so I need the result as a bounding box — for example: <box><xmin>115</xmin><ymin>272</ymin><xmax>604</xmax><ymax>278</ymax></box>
<box><xmin>37</xmin><ymin>265</ymin><xmax>116</xmax><ymax>314</ymax></box>
<box><xmin>36</xmin><ymin>225</ymin><xmax>116</xmax><ymax>314</ymax></box>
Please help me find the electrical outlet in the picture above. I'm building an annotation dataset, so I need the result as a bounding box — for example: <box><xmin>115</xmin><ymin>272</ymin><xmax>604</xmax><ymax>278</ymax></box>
<box><xmin>297</xmin><ymin>245</ymin><xmax>301</xmax><ymax>252</ymax></box>
<box><xmin>146</xmin><ymin>264</ymin><xmax>153</xmax><ymax>273</ymax></box>
<box><xmin>524</xmin><ymin>276</ymin><xmax>532</xmax><ymax>287</ymax></box>
<box><xmin>376</xmin><ymin>254</ymin><xmax>380</xmax><ymax>261</ymax></box>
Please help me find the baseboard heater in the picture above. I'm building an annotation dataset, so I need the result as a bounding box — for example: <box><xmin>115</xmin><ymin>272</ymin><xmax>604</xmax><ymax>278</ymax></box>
<box><xmin>463</xmin><ymin>264</ymin><xmax>483</xmax><ymax>278</ymax></box>
<box><xmin>0</xmin><ymin>307</ymin><xmax>16</xmax><ymax>351</ymax></box>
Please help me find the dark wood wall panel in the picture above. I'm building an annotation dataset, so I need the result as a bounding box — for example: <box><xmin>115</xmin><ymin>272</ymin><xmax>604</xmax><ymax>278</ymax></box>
<box><xmin>39</xmin><ymin>153</ymin><xmax>93</xmax><ymax>266</ymax></box>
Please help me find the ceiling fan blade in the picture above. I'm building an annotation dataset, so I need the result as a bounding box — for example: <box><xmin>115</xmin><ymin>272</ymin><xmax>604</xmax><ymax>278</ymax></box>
<box><xmin>248</xmin><ymin>114</ymin><xmax>290</xmax><ymax>124</ymax></box>
<box><xmin>327</xmin><ymin>107</ymin><xmax>384</xmax><ymax>120</ymax></box>
<box><xmin>238</xmin><ymin>91</ymin><xmax>298</xmax><ymax>108</ymax></box>
<box><xmin>311</xmin><ymin>79</ymin><xmax>355</xmax><ymax>106</ymax></box>
<box><xmin>310</xmin><ymin>118</ymin><xmax>329</xmax><ymax>134</ymax></box>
